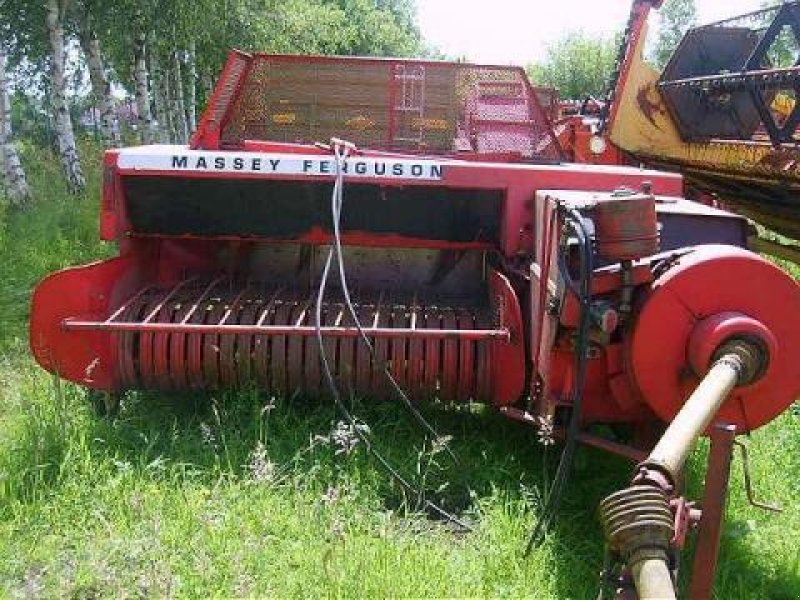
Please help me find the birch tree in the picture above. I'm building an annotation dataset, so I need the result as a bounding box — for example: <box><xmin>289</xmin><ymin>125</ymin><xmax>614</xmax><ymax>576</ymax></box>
<box><xmin>0</xmin><ymin>0</ymin><xmax>428</xmax><ymax>166</ymax></box>
<box><xmin>46</xmin><ymin>0</ymin><xmax>85</xmax><ymax>192</ymax></box>
<box><xmin>186</xmin><ymin>39</ymin><xmax>197</xmax><ymax>132</ymax></box>
<box><xmin>170</xmin><ymin>48</ymin><xmax>189</xmax><ymax>144</ymax></box>
<box><xmin>77</xmin><ymin>4</ymin><xmax>119</xmax><ymax>147</ymax></box>
<box><xmin>133</xmin><ymin>20</ymin><xmax>155</xmax><ymax>144</ymax></box>
<box><xmin>150</xmin><ymin>47</ymin><xmax>170</xmax><ymax>142</ymax></box>
<box><xmin>0</xmin><ymin>44</ymin><xmax>30</xmax><ymax>205</ymax></box>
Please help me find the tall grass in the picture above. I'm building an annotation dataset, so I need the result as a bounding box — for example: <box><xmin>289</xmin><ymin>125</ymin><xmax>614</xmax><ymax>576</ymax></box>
<box><xmin>0</xmin><ymin>141</ymin><xmax>798</xmax><ymax>598</ymax></box>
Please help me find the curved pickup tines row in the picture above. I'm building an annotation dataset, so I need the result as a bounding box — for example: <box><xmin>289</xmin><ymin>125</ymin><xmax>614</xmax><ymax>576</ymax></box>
<box><xmin>115</xmin><ymin>286</ymin><xmax>495</xmax><ymax>403</ymax></box>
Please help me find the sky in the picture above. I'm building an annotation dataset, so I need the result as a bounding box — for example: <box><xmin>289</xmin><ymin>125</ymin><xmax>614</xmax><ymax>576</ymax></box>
<box><xmin>417</xmin><ymin>1</ymin><xmax>766</xmax><ymax>65</ymax></box>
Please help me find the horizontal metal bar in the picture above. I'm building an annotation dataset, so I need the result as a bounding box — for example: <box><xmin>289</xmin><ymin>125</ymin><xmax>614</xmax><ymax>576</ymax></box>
<box><xmin>695</xmin><ymin>5</ymin><xmax>780</xmax><ymax>30</ymax></box>
<box><xmin>126</xmin><ymin>232</ymin><xmax>494</xmax><ymax>251</ymax></box>
<box><xmin>574</xmin><ymin>432</ymin><xmax>647</xmax><ymax>463</ymax></box>
<box><xmin>62</xmin><ymin>319</ymin><xmax>510</xmax><ymax>341</ymax></box>
<box><xmin>498</xmin><ymin>408</ymin><xmax>649</xmax><ymax>462</ymax></box>
<box><xmin>658</xmin><ymin>66</ymin><xmax>800</xmax><ymax>92</ymax></box>
<box><xmin>473</xmin><ymin>118</ymin><xmax>535</xmax><ymax>126</ymax></box>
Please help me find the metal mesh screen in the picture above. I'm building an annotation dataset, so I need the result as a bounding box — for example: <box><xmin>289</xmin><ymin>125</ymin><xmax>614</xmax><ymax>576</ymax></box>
<box><xmin>216</xmin><ymin>55</ymin><xmax>562</xmax><ymax>160</ymax></box>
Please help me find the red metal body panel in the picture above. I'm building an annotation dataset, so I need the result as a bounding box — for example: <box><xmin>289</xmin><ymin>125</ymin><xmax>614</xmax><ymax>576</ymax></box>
<box><xmin>51</xmin><ymin>135</ymin><xmax>773</xmax><ymax>425</ymax></box>
<box><xmin>30</xmin><ymin>257</ymin><xmax>135</xmax><ymax>390</ymax></box>
<box><xmin>32</xmin><ymin>51</ymin><xmax>799</xmax><ymax>445</ymax></box>
<box><xmin>629</xmin><ymin>244</ymin><xmax>800</xmax><ymax>432</ymax></box>
<box><xmin>104</xmin><ymin>145</ymin><xmax>683</xmax><ymax>258</ymax></box>
<box><xmin>530</xmin><ymin>194</ymin><xmax>560</xmax><ymax>414</ymax></box>
<box><xmin>553</xmin><ymin>116</ymin><xmax>629</xmax><ymax>166</ymax></box>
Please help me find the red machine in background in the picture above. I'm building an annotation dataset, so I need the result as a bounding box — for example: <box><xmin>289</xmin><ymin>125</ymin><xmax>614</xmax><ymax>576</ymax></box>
<box><xmin>29</xmin><ymin>50</ymin><xmax>800</xmax><ymax>598</ymax></box>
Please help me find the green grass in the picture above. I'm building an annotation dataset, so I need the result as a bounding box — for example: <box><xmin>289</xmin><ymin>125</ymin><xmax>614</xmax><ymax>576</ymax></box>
<box><xmin>0</xmin><ymin>142</ymin><xmax>799</xmax><ymax>598</ymax></box>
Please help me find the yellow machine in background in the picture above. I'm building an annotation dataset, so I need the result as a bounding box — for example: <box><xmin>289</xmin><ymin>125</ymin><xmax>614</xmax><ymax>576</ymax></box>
<box><xmin>602</xmin><ymin>1</ymin><xmax>800</xmax><ymax>258</ymax></box>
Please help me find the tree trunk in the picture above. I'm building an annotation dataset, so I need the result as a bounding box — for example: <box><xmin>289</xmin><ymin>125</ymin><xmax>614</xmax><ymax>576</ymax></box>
<box><xmin>79</xmin><ymin>16</ymin><xmax>119</xmax><ymax>148</ymax></box>
<box><xmin>202</xmin><ymin>71</ymin><xmax>214</xmax><ymax>100</ymax></box>
<box><xmin>162</xmin><ymin>53</ymin><xmax>175</xmax><ymax>143</ymax></box>
<box><xmin>150</xmin><ymin>47</ymin><xmax>170</xmax><ymax>143</ymax></box>
<box><xmin>46</xmin><ymin>0</ymin><xmax>85</xmax><ymax>192</ymax></box>
<box><xmin>133</xmin><ymin>27</ymin><xmax>154</xmax><ymax>144</ymax></box>
<box><xmin>171</xmin><ymin>49</ymin><xmax>189</xmax><ymax>144</ymax></box>
<box><xmin>0</xmin><ymin>46</ymin><xmax>30</xmax><ymax>205</ymax></box>
<box><xmin>186</xmin><ymin>39</ymin><xmax>197</xmax><ymax>133</ymax></box>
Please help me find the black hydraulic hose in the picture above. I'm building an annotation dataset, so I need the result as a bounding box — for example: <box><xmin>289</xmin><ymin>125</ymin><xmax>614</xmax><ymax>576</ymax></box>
<box><xmin>557</xmin><ymin>232</ymin><xmax>581</xmax><ymax>298</ymax></box>
<box><xmin>314</xmin><ymin>246</ymin><xmax>468</xmax><ymax>528</ymax></box>
<box><xmin>525</xmin><ymin>207</ymin><xmax>594</xmax><ymax>553</ymax></box>
<box><xmin>327</xmin><ymin>144</ymin><xmax>456</xmax><ymax>462</ymax></box>
<box><xmin>312</xmin><ymin>142</ymin><xmax>469</xmax><ymax>530</ymax></box>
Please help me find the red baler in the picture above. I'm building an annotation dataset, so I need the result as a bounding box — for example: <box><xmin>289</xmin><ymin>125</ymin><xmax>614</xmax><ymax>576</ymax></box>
<box><xmin>30</xmin><ymin>53</ymin><xmax>800</xmax><ymax>598</ymax></box>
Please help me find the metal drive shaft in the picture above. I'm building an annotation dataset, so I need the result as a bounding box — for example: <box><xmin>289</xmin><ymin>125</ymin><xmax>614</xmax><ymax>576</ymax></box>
<box><xmin>601</xmin><ymin>339</ymin><xmax>765</xmax><ymax>600</ymax></box>
<box><xmin>647</xmin><ymin>353</ymin><xmax>743</xmax><ymax>479</ymax></box>
<box><xmin>632</xmin><ymin>559</ymin><xmax>677</xmax><ymax>600</ymax></box>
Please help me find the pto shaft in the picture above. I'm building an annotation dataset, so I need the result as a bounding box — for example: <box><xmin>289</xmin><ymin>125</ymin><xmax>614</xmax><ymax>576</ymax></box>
<box><xmin>647</xmin><ymin>349</ymin><xmax>745</xmax><ymax>479</ymax></box>
<box><xmin>601</xmin><ymin>339</ymin><xmax>765</xmax><ymax>599</ymax></box>
<box><xmin>632</xmin><ymin>559</ymin><xmax>677</xmax><ymax>600</ymax></box>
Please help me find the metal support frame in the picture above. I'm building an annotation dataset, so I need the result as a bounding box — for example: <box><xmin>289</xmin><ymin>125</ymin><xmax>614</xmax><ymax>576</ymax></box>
<box><xmin>63</xmin><ymin>318</ymin><xmax>510</xmax><ymax>341</ymax></box>
<box><xmin>688</xmin><ymin>423</ymin><xmax>737</xmax><ymax>599</ymax></box>
<box><xmin>658</xmin><ymin>66</ymin><xmax>800</xmax><ymax>93</ymax></box>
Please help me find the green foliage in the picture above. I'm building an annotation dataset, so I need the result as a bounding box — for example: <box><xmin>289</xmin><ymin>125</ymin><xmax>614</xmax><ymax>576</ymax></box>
<box><xmin>9</xmin><ymin>92</ymin><xmax>50</xmax><ymax>148</ymax></box>
<box><xmin>527</xmin><ymin>32</ymin><xmax>618</xmax><ymax>100</ymax></box>
<box><xmin>0</xmin><ymin>0</ymin><xmax>425</xmax><ymax>189</ymax></box>
<box><xmin>1</xmin><ymin>0</ymin><xmax>424</xmax><ymax>98</ymax></box>
<box><xmin>0</xmin><ymin>139</ymin><xmax>108</xmax><ymax>350</ymax></box>
<box><xmin>652</xmin><ymin>0</ymin><xmax>697</xmax><ymax>69</ymax></box>
<box><xmin>329</xmin><ymin>0</ymin><xmax>422</xmax><ymax>57</ymax></box>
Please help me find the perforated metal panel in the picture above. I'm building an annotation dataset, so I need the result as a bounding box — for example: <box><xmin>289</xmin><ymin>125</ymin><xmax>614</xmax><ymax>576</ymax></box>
<box><xmin>203</xmin><ymin>54</ymin><xmax>562</xmax><ymax>161</ymax></box>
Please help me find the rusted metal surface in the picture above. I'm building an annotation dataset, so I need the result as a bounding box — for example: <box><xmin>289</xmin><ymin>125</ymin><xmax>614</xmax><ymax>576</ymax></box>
<box><xmin>600</xmin><ymin>0</ymin><xmax>664</xmax><ymax>134</ymax></box>
<box><xmin>635</xmin><ymin>85</ymin><xmax>667</xmax><ymax>128</ymax></box>
<box><xmin>688</xmin><ymin>424</ymin><xmax>736</xmax><ymax>600</ymax></box>
<box><xmin>590</xmin><ymin>190</ymin><xmax>659</xmax><ymax>261</ymax></box>
<box><xmin>734</xmin><ymin>440</ymin><xmax>783</xmax><ymax>513</ymax></box>
<box><xmin>657</xmin><ymin>3</ymin><xmax>800</xmax><ymax>145</ymax></box>
<box><xmin>574</xmin><ymin>432</ymin><xmax>648</xmax><ymax>463</ymax></box>
<box><xmin>646</xmin><ymin>348</ymin><xmax>747</xmax><ymax>479</ymax></box>
<box><xmin>193</xmin><ymin>53</ymin><xmax>564</xmax><ymax>161</ymax></box>
<box><xmin>659</xmin><ymin>26</ymin><xmax>763</xmax><ymax>142</ymax></box>
<box><xmin>599</xmin><ymin>485</ymin><xmax>676</xmax><ymax>599</ymax></box>
<box><xmin>64</xmin><ymin>279</ymin><xmax>521</xmax><ymax>404</ymax></box>
<box><xmin>604</xmin><ymin>2</ymin><xmax>800</xmax><ymax>239</ymax></box>
<box><xmin>659</xmin><ymin>65</ymin><xmax>800</xmax><ymax>93</ymax></box>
